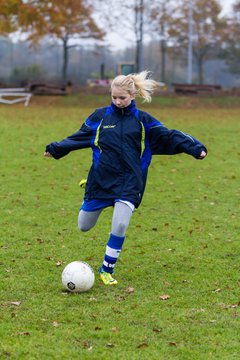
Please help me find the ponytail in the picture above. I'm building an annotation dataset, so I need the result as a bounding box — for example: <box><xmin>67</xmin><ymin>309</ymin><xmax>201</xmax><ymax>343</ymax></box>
<box><xmin>111</xmin><ymin>70</ymin><xmax>159</xmax><ymax>103</ymax></box>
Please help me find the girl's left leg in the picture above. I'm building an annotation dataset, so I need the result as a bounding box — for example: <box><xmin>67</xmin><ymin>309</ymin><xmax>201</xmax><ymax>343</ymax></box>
<box><xmin>99</xmin><ymin>201</ymin><xmax>133</xmax><ymax>284</ymax></box>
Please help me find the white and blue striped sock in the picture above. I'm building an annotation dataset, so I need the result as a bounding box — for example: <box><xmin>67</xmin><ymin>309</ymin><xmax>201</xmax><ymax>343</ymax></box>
<box><xmin>101</xmin><ymin>233</ymin><xmax>125</xmax><ymax>273</ymax></box>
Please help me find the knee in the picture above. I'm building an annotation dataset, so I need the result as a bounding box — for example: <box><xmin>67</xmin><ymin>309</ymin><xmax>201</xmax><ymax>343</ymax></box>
<box><xmin>78</xmin><ymin>221</ymin><xmax>91</xmax><ymax>232</ymax></box>
<box><xmin>113</xmin><ymin>221</ymin><xmax>127</xmax><ymax>237</ymax></box>
<box><xmin>79</xmin><ymin>226</ymin><xmax>89</xmax><ymax>232</ymax></box>
<box><xmin>78</xmin><ymin>211</ymin><xmax>92</xmax><ymax>232</ymax></box>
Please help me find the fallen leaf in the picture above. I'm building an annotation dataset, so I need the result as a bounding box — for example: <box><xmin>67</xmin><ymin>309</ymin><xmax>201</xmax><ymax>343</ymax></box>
<box><xmin>2</xmin><ymin>351</ymin><xmax>11</xmax><ymax>357</ymax></box>
<box><xmin>17</xmin><ymin>332</ymin><xmax>30</xmax><ymax>336</ymax></box>
<box><xmin>213</xmin><ymin>288</ymin><xmax>221</xmax><ymax>293</ymax></box>
<box><xmin>220</xmin><ymin>302</ymin><xmax>239</xmax><ymax>309</ymax></box>
<box><xmin>126</xmin><ymin>287</ymin><xmax>135</xmax><ymax>294</ymax></box>
<box><xmin>52</xmin><ymin>321</ymin><xmax>59</xmax><ymax>327</ymax></box>
<box><xmin>106</xmin><ymin>343</ymin><xmax>115</xmax><ymax>348</ymax></box>
<box><xmin>160</xmin><ymin>294</ymin><xmax>170</xmax><ymax>300</ymax></box>
<box><xmin>83</xmin><ymin>341</ymin><xmax>92</xmax><ymax>350</ymax></box>
<box><xmin>137</xmin><ymin>342</ymin><xmax>149</xmax><ymax>349</ymax></box>
<box><xmin>55</xmin><ymin>261</ymin><xmax>62</xmax><ymax>267</ymax></box>
<box><xmin>111</xmin><ymin>327</ymin><xmax>118</xmax><ymax>333</ymax></box>
<box><xmin>153</xmin><ymin>328</ymin><xmax>162</xmax><ymax>333</ymax></box>
<box><xmin>169</xmin><ymin>342</ymin><xmax>177</xmax><ymax>347</ymax></box>
<box><xmin>9</xmin><ymin>301</ymin><xmax>21</xmax><ymax>306</ymax></box>
<box><xmin>112</xmin><ymin>307</ymin><xmax>123</xmax><ymax>314</ymax></box>
<box><xmin>114</xmin><ymin>295</ymin><xmax>126</xmax><ymax>301</ymax></box>
<box><xmin>86</xmin><ymin>256</ymin><xmax>94</xmax><ymax>261</ymax></box>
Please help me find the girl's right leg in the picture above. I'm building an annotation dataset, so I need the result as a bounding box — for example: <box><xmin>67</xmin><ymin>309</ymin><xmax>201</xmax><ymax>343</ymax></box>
<box><xmin>99</xmin><ymin>201</ymin><xmax>134</xmax><ymax>285</ymax></box>
<box><xmin>78</xmin><ymin>209</ymin><xmax>103</xmax><ymax>232</ymax></box>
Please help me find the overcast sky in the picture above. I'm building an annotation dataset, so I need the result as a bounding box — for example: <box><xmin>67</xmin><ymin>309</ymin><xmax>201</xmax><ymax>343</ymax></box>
<box><xmin>219</xmin><ymin>0</ymin><xmax>235</xmax><ymax>14</ymax></box>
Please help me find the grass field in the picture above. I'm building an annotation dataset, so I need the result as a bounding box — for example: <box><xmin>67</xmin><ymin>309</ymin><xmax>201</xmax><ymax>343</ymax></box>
<box><xmin>0</xmin><ymin>95</ymin><xmax>239</xmax><ymax>359</ymax></box>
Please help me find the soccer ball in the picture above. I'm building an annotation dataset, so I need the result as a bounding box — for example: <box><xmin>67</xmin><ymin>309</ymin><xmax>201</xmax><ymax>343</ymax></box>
<box><xmin>61</xmin><ymin>261</ymin><xmax>95</xmax><ymax>293</ymax></box>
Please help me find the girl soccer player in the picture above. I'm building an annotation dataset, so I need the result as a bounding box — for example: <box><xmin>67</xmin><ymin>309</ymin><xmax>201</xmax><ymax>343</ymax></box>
<box><xmin>44</xmin><ymin>71</ymin><xmax>207</xmax><ymax>285</ymax></box>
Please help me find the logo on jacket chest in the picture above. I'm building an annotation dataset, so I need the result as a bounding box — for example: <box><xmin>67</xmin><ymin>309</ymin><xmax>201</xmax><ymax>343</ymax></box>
<box><xmin>102</xmin><ymin>125</ymin><xmax>116</xmax><ymax>129</ymax></box>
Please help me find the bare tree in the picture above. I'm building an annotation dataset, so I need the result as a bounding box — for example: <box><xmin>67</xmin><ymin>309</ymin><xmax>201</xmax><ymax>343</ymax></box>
<box><xmin>168</xmin><ymin>0</ymin><xmax>227</xmax><ymax>84</ymax></box>
<box><xmin>220</xmin><ymin>0</ymin><xmax>240</xmax><ymax>75</ymax></box>
<box><xmin>149</xmin><ymin>0</ymin><xmax>176</xmax><ymax>82</ymax></box>
<box><xmin>93</xmin><ymin>0</ymin><xmax>145</xmax><ymax>72</ymax></box>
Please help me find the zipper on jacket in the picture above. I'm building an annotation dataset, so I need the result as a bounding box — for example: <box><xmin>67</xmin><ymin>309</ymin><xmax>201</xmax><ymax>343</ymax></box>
<box><xmin>120</xmin><ymin>111</ymin><xmax>125</xmax><ymax>196</ymax></box>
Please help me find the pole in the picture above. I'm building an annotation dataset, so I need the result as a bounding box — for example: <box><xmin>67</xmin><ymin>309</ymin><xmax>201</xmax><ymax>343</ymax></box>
<box><xmin>160</xmin><ymin>3</ymin><xmax>166</xmax><ymax>83</ymax></box>
<box><xmin>187</xmin><ymin>0</ymin><xmax>193</xmax><ymax>84</ymax></box>
<box><xmin>138</xmin><ymin>0</ymin><xmax>144</xmax><ymax>71</ymax></box>
<box><xmin>136</xmin><ymin>0</ymin><xmax>144</xmax><ymax>72</ymax></box>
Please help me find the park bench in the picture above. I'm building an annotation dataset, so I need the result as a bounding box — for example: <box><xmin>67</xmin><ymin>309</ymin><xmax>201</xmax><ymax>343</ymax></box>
<box><xmin>0</xmin><ymin>88</ymin><xmax>32</xmax><ymax>106</ymax></box>
<box><xmin>172</xmin><ymin>83</ymin><xmax>222</xmax><ymax>95</ymax></box>
<box><xmin>28</xmin><ymin>82</ymin><xmax>71</xmax><ymax>95</ymax></box>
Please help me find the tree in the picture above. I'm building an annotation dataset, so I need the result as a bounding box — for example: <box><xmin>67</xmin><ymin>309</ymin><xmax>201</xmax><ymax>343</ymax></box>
<box><xmin>149</xmin><ymin>0</ymin><xmax>176</xmax><ymax>82</ymax></box>
<box><xmin>21</xmin><ymin>0</ymin><xmax>105</xmax><ymax>83</ymax></box>
<box><xmin>220</xmin><ymin>1</ymin><xmax>240</xmax><ymax>76</ymax></box>
<box><xmin>168</xmin><ymin>0</ymin><xmax>227</xmax><ymax>84</ymax></box>
<box><xmin>93</xmin><ymin>0</ymin><xmax>145</xmax><ymax>73</ymax></box>
<box><xmin>0</xmin><ymin>0</ymin><xmax>23</xmax><ymax>35</ymax></box>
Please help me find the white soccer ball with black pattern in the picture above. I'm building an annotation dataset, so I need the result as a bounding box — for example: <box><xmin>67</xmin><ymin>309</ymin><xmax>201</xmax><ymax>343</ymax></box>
<box><xmin>62</xmin><ymin>261</ymin><xmax>95</xmax><ymax>293</ymax></box>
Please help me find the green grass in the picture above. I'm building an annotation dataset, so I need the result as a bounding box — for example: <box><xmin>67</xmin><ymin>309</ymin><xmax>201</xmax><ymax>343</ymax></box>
<box><xmin>0</xmin><ymin>96</ymin><xmax>240</xmax><ymax>359</ymax></box>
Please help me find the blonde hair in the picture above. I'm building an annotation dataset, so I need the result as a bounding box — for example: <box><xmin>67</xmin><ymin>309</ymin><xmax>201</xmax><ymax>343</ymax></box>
<box><xmin>111</xmin><ymin>70</ymin><xmax>159</xmax><ymax>103</ymax></box>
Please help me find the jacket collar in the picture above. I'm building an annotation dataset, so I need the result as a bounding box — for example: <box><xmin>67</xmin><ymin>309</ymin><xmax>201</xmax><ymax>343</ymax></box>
<box><xmin>110</xmin><ymin>100</ymin><xmax>136</xmax><ymax>116</ymax></box>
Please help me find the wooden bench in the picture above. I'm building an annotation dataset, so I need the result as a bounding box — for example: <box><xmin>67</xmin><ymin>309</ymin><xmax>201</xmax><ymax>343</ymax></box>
<box><xmin>172</xmin><ymin>83</ymin><xmax>222</xmax><ymax>95</ymax></box>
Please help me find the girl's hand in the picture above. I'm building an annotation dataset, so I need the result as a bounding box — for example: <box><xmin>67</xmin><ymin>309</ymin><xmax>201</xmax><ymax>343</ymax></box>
<box><xmin>199</xmin><ymin>151</ymin><xmax>207</xmax><ymax>159</ymax></box>
<box><xmin>44</xmin><ymin>151</ymin><xmax>53</xmax><ymax>158</ymax></box>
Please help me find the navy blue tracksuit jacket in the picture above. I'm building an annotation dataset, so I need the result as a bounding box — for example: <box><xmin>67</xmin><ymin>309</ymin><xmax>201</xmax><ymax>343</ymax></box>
<box><xmin>46</xmin><ymin>101</ymin><xmax>207</xmax><ymax>208</ymax></box>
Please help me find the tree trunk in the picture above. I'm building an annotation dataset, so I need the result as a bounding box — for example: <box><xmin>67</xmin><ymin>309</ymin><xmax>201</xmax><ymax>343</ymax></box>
<box><xmin>197</xmin><ymin>56</ymin><xmax>204</xmax><ymax>84</ymax></box>
<box><xmin>62</xmin><ymin>37</ymin><xmax>68</xmax><ymax>84</ymax></box>
<box><xmin>135</xmin><ymin>0</ymin><xmax>144</xmax><ymax>72</ymax></box>
<box><xmin>159</xmin><ymin>3</ymin><xmax>167</xmax><ymax>83</ymax></box>
<box><xmin>160</xmin><ymin>22</ymin><xmax>166</xmax><ymax>83</ymax></box>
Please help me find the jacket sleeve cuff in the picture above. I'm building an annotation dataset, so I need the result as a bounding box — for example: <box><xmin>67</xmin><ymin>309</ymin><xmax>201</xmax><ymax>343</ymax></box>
<box><xmin>192</xmin><ymin>144</ymin><xmax>207</xmax><ymax>159</ymax></box>
<box><xmin>46</xmin><ymin>143</ymin><xmax>69</xmax><ymax>159</ymax></box>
